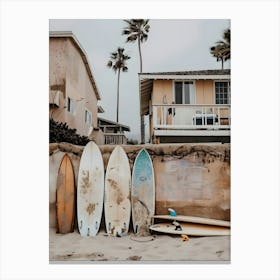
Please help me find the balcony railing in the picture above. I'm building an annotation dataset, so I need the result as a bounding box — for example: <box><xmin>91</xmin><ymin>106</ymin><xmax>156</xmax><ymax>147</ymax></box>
<box><xmin>104</xmin><ymin>133</ymin><xmax>127</xmax><ymax>145</ymax></box>
<box><xmin>153</xmin><ymin>104</ymin><xmax>230</xmax><ymax>130</ymax></box>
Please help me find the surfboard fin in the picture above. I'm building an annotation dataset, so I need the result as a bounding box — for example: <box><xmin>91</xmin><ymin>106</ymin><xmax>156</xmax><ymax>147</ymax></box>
<box><xmin>112</xmin><ymin>226</ymin><xmax>122</xmax><ymax>237</ymax></box>
<box><xmin>172</xmin><ymin>221</ymin><xmax>182</xmax><ymax>231</ymax></box>
<box><xmin>168</xmin><ymin>208</ymin><xmax>177</xmax><ymax>217</ymax></box>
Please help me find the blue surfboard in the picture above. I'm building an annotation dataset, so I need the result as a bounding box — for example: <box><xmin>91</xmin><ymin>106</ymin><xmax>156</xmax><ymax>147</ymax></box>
<box><xmin>131</xmin><ymin>149</ymin><xmax>155</xmax><ymax>235</ymax></box>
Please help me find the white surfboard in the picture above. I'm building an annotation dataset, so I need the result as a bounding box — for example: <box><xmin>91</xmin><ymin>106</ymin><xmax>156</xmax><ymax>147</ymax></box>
<box><xmin>104</xmin><ymin>146</ymin><xmax>131</xmax><ymax>236</ymax></box>
<box><xmin>132</xmin><ymin>149</ymin><xmax>155</xmax><ymax>235</ymax></box>
<box><xmin>77</xmin><ymin>141</ymin><xmax>104</xmax><ymax>237</ymax></box>
<box><xmin>153</xmin><ymin>215</ymin><xmax>230</xmax><ymax>227</ymax></box>
<box><xmin>150</xmin><ymin>222</ymin><xmax>230</xmax><ymax>236</ymax></box>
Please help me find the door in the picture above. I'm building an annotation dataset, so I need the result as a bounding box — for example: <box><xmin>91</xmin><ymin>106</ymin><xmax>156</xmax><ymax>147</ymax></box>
<box><xmin>174</xmin><ymin>81</ymin><xmax>195</xmax><ymax>125</ymax></box>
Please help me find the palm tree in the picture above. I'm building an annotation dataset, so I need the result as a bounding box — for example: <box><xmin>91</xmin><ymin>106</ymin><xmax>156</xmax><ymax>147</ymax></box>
<box><xmin>210</xmin><ymin>28</ymin><xmax>230</xmax><ymax>69</ymax></box>
<box><xmin>122</xmin><ymin>19</ymin><xmax>150</xmax><ymax>143</ymax></box>
<box><xmin>122</xmin><ymin>19</ymin><xmax>150</xmax><ymax>72</ymax></box>
<box><xmin>107</xmin><ymin>47</ymin><xmax>130</xmax><ymax>123</ymax></box>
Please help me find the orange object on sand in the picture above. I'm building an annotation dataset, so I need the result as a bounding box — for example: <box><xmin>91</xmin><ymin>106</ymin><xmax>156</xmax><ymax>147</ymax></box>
<box><xmin>56</xmin><ymin>154</ymin><xmax>75</xmax><ymax>234</ymax></box>
<box><xmin>181</xmin><ymin>234</ymin><xmax>189</xmax><ymax>241</ymax></box>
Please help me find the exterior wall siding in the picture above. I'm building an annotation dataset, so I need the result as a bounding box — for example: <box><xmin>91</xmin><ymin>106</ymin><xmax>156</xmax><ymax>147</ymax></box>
<box><xmin>195</xmin><ymin>80</ymin><xmax>214</xmax><ymax>104</ymax></box>
<box><xmin>152</xmin><ymin>79</ymin><xmax>215</xmax><ymax>105</ymax></box>
<box><xmin>152</xmin><ymin>80</ymin><xmax>173</xmax><ymax>104</ymax></box>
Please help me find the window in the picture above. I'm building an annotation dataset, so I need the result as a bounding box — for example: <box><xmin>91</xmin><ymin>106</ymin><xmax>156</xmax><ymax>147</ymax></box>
<box><xmin>49</xmin><ymin>90</ymin><xmax>60</xmax><ymax>107</ymax></box>
<box><xmin>67</xmin><ymin>97</ymin><xmax>75</xmax><ymax>114</ymax></box>
<box><xmin>215</xmin><ymin>81</ymin><xmax>230</xmax><ymax>104</ymax></box>
<box><xmin>174</xmin><ymin>81</ymin><xmax>195</xmax><ymax>104</ymax></box>
<box><xmin>85</xmin><ymin>109</ymin><xmax>92</xmax><ymax>125</ymax></box>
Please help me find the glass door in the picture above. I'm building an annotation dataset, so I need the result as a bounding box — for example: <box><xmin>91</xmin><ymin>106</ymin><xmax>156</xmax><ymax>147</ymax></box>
<box><xmin>184</xmin><ymin>81</ymin><xmax>195</xmax><ymax>104</ymax></box>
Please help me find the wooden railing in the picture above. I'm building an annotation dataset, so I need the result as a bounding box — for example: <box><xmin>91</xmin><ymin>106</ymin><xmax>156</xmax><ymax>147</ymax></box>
<box><xmin>104</xmin><ymin>133</ymin><xmax>127</xmax><ymax>145</ymax></box>
<box><xmin>152</xmin><ymin>104</ymin><xmax>230</xmax><ymax>130</ymax></box>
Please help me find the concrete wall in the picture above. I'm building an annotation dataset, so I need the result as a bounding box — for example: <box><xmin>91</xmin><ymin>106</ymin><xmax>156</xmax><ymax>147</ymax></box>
<box><xmin>49</xmin><ymin>143</ymin><xmax>230</xmax><ymax>228</ymax></box>
<box><xmin>49</xmin><ymin>37</ymin><xmax>98</xmax><ymax>136</ymax></box>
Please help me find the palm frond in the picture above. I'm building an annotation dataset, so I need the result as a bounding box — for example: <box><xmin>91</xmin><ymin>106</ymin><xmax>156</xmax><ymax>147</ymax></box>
<box><xmin>140</xmin><ymin>33</ymin><xmax>148</xmax><ymax>42</ymax></box>
<box><xmin>127</xmin><ymin>34</ymin><xmax>138</xmax><ymax>42</ymax></box>
<box><xmin>122</xmin><ymin>18</ymin><xmax>150</xmax><ymax>44</ymax></box>
<box><xmin>122</xmin><ymin>29</ymin><xmax>130</xmax><ymax>35</ymax></box>
<box><xmin>210</xmin><ymin>28</ymin><xmax>230</xmax><ymax>64</ymax></box>
<box><xmin>123</xmin><ymin>19</ymin><xmax>133</xmax><ymax>25</ymax></box>
<box><xmin>107</xmin><ymin>47</ymin><xmax>130</xmax><ymax>74</ymax></box>
<box><xmin>107</xmin><ymin>60</ymin><xmax>113</xmax><ymax>68</ymax></box>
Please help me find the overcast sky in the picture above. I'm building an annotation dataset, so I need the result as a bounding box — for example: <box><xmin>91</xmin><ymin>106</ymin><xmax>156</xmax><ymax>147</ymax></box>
<box><xmin>49</xmin><ymin>19</ymin><xmax>230</xmax><ymax>142</ymax></box>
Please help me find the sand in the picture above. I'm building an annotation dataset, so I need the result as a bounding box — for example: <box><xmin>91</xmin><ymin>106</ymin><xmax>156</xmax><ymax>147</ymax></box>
<box><xmin>49</xmin><ymin>228</ymin><xmax>230</xmax><ymax>263</ymax></box>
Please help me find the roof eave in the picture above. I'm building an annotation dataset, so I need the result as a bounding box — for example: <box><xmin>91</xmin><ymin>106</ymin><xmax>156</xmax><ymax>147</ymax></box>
<box><xmin>97</xmin><ymin>117</ymin><xmax>131</xmax><ymax>132</ymax></box>
<box><xmin>139</xmin><ymin>74</ymin><xmax>230</xmax><ymax>80</ymax></box>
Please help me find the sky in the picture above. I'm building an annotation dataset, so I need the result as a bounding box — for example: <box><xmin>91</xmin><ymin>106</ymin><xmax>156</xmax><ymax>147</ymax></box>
<box><xmin>49</xmin><ymin>19</ymin><xmax>230</xmax><ymax>142</ymax></box>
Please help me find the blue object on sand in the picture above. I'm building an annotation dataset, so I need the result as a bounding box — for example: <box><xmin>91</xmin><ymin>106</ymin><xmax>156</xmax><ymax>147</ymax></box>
<box><xmin>168</xmin><ymin>208</ymin><xmax>177</xmax><ymax>217</ymax></box>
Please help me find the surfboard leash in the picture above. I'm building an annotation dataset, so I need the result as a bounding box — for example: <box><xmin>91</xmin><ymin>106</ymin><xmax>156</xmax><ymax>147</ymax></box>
<box><xmin>129</xmin><ymin>235</ymin><xmax>157</xmax><ymax>242</ymax></box>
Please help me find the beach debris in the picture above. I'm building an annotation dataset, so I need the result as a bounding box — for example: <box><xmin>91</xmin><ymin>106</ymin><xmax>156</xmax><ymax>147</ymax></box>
<box><xmin>127</xmin><ymin>255</ymin><xmax>142</xmax><ymax>261</ymax></box>
<box><xmin>181</xmin><ymin>234</ymin><xmax>189</xmax><ymax>242</ymax></box>
<box><xmin>168</xmin><ymin>208</ymin><xmax>177</xmax><ymax>217</ymax></box>
<box><xmin>216</xmin><ymin>250</ymin><xmax>224</xmax><ymax>257</ymax></box>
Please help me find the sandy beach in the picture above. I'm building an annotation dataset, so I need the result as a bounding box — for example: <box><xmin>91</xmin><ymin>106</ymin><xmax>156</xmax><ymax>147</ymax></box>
<box><xmin>49</xmin><ymin>227</ymin><xmax>230</xmax><ymax>263</ymax></box>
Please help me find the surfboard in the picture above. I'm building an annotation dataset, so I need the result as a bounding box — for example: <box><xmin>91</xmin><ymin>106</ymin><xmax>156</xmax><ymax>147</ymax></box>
<box><xmin>153</xmin><ymin>215</ymin><xmax>230</xmax><ymax>227</ymax></box>
<box><xmin>56</xmin><ymin>154</ymin><xmax>75</xmax><ymax>234</ymax></box>
<box><xmin>104</xmin><ymin>146</ymin><xmax>131</xmax><ymax>236</ymax></box>
<box><xmin>77</xmin><ymin>141</ymin><xmax>104</xmax><ymax>237</ymax></box>
<box><xmin>132</xmin><ymin>149</ymin><xmax>155</xmax><ymax>235</ymax></box>
<box><xmin>150</xmin><ymin>222</ymin><xmax>230</xmax><ymax>236</ymax></box>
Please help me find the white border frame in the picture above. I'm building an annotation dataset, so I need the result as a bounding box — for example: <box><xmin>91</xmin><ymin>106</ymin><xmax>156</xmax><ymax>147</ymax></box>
<box><xmin>1</xmin><ymin>1</ymin><xmax>279</xmax><ymax>280</ymax></box>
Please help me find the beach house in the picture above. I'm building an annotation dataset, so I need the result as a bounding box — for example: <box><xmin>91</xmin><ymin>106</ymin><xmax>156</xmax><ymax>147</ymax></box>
<box><xmin>98</xmin><ymin>117</ymin><xmax>130</xmax><ymax>145</ymax></box>
<box><xmin>49</xmin><ymin>31</ymin><xmax>130</xmax><ymax>144</ymax></box>
<box><xmin>49</xmin><ymin>31</ymin><xmax>101</xmax><ymax>137</ymax></box>
<box><xmin>139</xmin><ymin>70</ymin><xmax>230</xmax><ymax>143</ymax></box>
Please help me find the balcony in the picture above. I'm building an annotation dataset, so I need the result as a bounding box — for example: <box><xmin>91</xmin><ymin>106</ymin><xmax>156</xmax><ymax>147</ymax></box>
<box><xmin>98</xmin><ymin>117</ymin><xmax>130</xmax><ymax>145</ymax></box>
<box><xmin>152</xmin><ymin>104</ymin><xmax>230</xmax><ymax>137</ymax></box>
<box><xmin>104</xmin><ymin>133</ymin><xmax>127</xmax><ymax>145</ymax></box>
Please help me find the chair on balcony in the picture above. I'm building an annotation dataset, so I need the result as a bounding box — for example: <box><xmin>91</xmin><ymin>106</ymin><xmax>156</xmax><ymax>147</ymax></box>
<box><xmin>193</xmin><ymin>108</ymin><xmax>218</xmax><ymax>126</ymax></box>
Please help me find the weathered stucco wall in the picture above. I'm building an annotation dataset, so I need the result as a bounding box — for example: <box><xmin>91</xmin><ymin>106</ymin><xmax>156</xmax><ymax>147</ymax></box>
<box><xmin>49</xmin><ymin>143</ymin><xmax>230</xmax><ymax>228</ymax></box>
<box><xmin>49</xmin><ymin>37</ymin><xmax>98</xmax><ymax>136</ymax></box>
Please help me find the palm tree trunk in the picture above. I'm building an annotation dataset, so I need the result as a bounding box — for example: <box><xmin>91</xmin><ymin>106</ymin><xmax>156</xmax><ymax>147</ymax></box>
<box><xmin>138</xmin><ymin>37</ymin><xmax>145</xmax><ymax>143</ymax></box>
<box><xmin>138</xmin><ymin>37</ymin><xmax>143</xmax><ymax>72</ymax></box>
<box><xmin>140</xmin><ymin>115</ymin><xmax>145</xmax><ymax>143</ymax></box>
<box><xmin>117</xmin><ymin>69</ymin><xmax>120</xmax><ymax>123</ymax></box>
<box><xmin>221</xmin><ymin>58</ymin><xmax>224</xmax><ymax>70</ymax></box>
